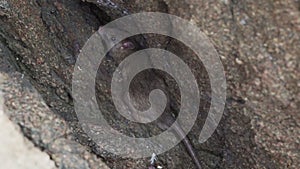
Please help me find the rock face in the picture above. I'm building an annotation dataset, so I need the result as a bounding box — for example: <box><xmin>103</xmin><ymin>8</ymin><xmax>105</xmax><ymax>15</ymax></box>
<box><xmin>0</xmin><ymin>81</ymin><xmax>56</xmax><ymax>169</ymax></box>
<box><xmin>0</xmin><ymin>0</ymin><xmax>299</xmax><ymax>169</ymax></box>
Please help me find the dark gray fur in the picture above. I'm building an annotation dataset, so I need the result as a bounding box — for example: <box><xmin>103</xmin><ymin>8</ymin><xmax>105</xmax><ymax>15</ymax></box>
<box><xmin>98</xmin><ymin>27</ymin><xmax>202</xmax><ymax>169</ymax></box>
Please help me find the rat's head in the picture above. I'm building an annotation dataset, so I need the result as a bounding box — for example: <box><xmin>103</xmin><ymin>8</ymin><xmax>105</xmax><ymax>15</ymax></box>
<box><xmin>97</xmin><ymin>26</ymin><xmax>136</xmax><ymax>58</ymax></box>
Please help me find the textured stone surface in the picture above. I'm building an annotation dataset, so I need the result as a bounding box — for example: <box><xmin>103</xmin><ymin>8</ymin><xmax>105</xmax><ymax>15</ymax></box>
<box><xmin>0</xmin><ymin>0</ymin><xmax>299</xmax><ymax>168</ymax></box>
<box><xmin>0</xmin><ymin>66</ymin><xmax>109</xmax><ymax>169</ymax></box>
<box><xmin>0</xmin><ymin>86</ymin><xmax>56</xmax><ymax>169</ymax></box>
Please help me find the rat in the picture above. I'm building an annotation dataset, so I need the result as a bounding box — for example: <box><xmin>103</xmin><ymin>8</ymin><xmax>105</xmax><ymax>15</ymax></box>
<box><xmin>97</xmin><ymin>27</ymin><xmax>203</xmax><ymax>169</ymax></box>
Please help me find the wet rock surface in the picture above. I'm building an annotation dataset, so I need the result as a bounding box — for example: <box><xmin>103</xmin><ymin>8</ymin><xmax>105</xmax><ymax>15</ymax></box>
<box><xmin>0</xmin><ymin>0</ymin><xmax>299</xmax><ymax>168</ymax></box>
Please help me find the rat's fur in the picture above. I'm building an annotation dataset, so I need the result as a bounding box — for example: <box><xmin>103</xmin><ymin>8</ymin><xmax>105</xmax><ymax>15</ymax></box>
<box><xmin>97</xmin><ymin>27</ymin><xmax>202</xmax><ymax>169</ymax></box>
